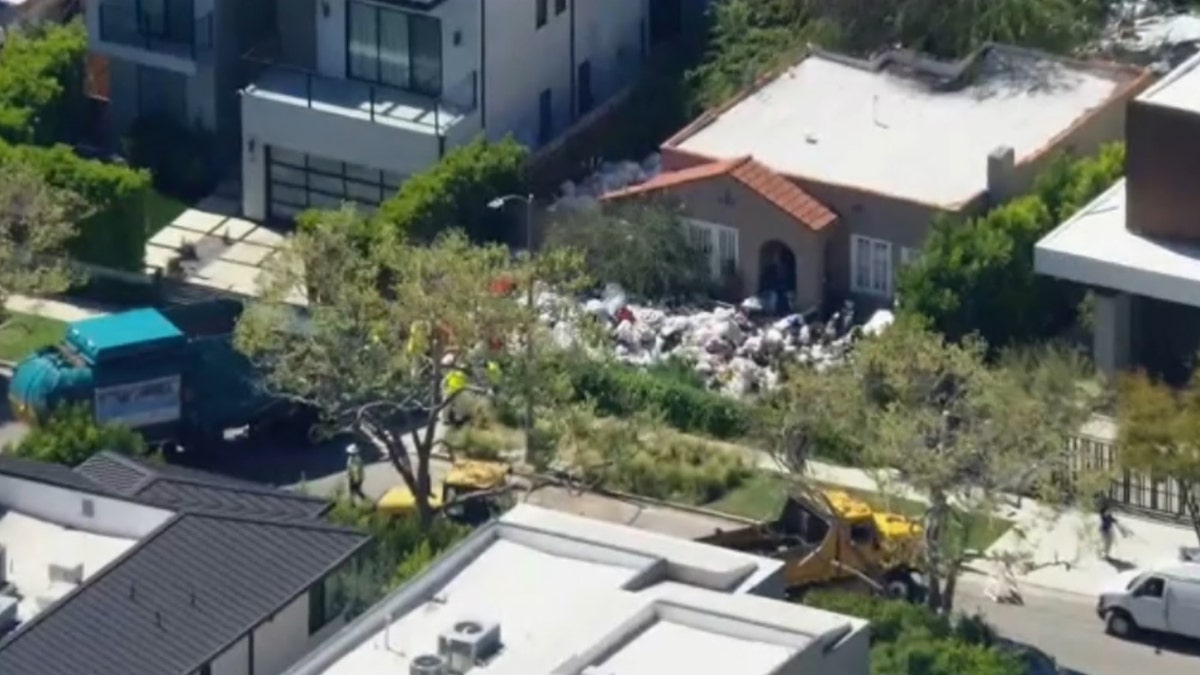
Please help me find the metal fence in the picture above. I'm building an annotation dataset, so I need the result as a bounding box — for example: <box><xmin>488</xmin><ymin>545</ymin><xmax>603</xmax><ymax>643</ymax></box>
<box><xmin>1065</xmin><ymin>416</ymin><xmax>1191</xmax><ymax>520</ymax></box>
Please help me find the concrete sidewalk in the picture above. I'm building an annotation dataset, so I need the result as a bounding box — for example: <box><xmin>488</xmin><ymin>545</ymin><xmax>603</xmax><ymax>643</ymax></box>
<box><xmin>5</xmin><ymin>294</ymin><xmax>110</xmax><ymax>322</ymax></box>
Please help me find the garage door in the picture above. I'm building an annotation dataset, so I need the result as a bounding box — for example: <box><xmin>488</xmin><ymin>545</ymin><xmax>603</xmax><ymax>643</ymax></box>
<box><xmin>267</xmin><ymin>147</ymin><xmax>407</xmax><ymax>221</ymax></box>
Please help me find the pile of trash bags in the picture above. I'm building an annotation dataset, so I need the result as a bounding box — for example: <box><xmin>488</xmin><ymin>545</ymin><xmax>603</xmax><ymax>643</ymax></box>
<box><xmin>535</xmin><ymin>284</ymin><xmax>895</xmax><ymax>399</ymax></box>
<box><xmin>549</xmin><ymin>153</ymin><xmax>664</xmax><ymax>213</ymax></box>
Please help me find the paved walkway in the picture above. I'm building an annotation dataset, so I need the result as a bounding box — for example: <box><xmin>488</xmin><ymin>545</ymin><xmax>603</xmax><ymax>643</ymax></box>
<box><xmin>5</xmin><ymin>294</ymin><xmax>110</xmax><ymax>322</ymax></box>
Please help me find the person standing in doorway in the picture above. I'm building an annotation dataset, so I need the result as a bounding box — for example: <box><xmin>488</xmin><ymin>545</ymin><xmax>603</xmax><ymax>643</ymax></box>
<box><xmin>346</xmin><ymin>444</ymin><xmax>367</xmax><ymax>504</ymax></box>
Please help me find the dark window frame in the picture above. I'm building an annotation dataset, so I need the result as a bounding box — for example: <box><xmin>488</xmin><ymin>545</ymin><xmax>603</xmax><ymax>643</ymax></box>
<box><xmin>537</xmin><ymin>88</ymin><xmax>552</xmax><ymax>145</ymax></box>
<box><xmin>577</xmin><ymin>60</ymin><xmax>593</xmax><ymax>116</ymax></box>
<box><xmin>345</xmin><ymin>1</ymin><xmax>444</xmax><ymax>98</ymax></box>
<box><xmin>536</xmin><ymin>0</ymin><xmax>548</xmax><ymax>28</ymax></box>
<box><xmin>554</xmin><ymin>0</ymin><xmax>566</xmax><ymax>16</ymax></box>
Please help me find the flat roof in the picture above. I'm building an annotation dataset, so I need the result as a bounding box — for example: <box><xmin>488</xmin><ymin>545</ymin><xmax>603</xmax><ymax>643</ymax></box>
<box><xmin>285</xmin><ymin>505</ymin><xmax>869</xmax><ymax>675</ymax></box>
<box><xmin>1136</xmin><ymin>49</ymin><xmax>1200</xmax><ymax>113</ymax></box>
<box><xmin>0</xmin><ymin>510</ymin><xmax>137</xmax><ymax>623</ymax></box>
<box><xmin>671</xmin><ymin>46</ymin><xmax>1134</xmax><ymax>207</ymax></box>
<box><xmin>1035</xmin><ymin>179</ymin><xmax>1200</xmax><ymax>308</ymax></box>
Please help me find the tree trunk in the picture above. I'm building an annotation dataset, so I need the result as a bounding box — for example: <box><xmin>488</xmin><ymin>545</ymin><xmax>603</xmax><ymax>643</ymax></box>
<box><xmin>923</xmin><ymin>497</ymin><xmax>951</xmax><ymax>613</ymax></box>
<box><xmin>1182</xmin><ymin>482</ymin><xmax>1200</xmax><ymax>546</ymax></box>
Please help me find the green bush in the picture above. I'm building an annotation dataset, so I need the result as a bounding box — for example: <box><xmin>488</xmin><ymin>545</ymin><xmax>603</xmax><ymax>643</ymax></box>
<box><xmin>806</xmin><ymin>592</ymin><xmax>1022</xmax><ymax>675</ymax></box>
<box><xmin>898</xmin><ymin>143</ymin><xmax>1125</xmax><ymax>349</ymax></box>
<box><xmin>5</xmin><ymin>403</ymin><xmax>147</xmax><ymax>466</ymax></box>
<box><xmin>375</xmin><ymin>136</ymin><xmax>528</xmax><ymax>243</ymax></box>
<box><xmin>123</xmin><ymin>115</ymin><xmax>219</xmax><ymax>200</ymax></box>
<box><xmin>0</xmin><ymin>21</ymin><xmax>87</xmax><ymax>145</ymax></box>
<box><xmin>0</xmin><ymin>141</ymin><xmax>152</xmax><ymax>271</ymax></box>
<box><xmin>569</xmin><ymin>359</ymin><xmax>751</xmax><ymax>439</ymax></box>
<box><xmin>597</xmin><ymin>436</ymin><xmax>751</xmax><ymax>503</ymax></box>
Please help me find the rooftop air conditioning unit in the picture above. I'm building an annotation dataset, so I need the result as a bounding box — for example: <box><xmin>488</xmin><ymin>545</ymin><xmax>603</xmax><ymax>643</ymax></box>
<box><xmin>438</xmin><ymin>619</ymin><xmax>502</xmax><ymax>674</ymax></box>
<box><xmin>410</xmin><ymin>653</ymin><xmax>448</xmax><ymax>675</ymax></box>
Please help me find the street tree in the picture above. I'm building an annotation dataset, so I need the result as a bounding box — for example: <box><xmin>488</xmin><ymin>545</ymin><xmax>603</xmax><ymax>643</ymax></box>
<box><xmin>235</xmin><ymin>206</ymin><xmax>588</xmax><ymax>527</ymax></box>
<box><xmin>0</xmin><ymin>159</ymin><xmax>80</xmax><ymax>320</ymax></box>
<box><xmin>1118</xmin><ymin>368</ymin><xmax>1200</xmax><ymax>544</ymax></box>
<box><xmin>770</xmin><ymin>320</ymin><xmax>1102</xmax><ymax>612</ymax></box>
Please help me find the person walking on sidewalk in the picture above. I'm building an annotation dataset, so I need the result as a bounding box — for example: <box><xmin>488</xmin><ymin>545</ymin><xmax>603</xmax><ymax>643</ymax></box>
<box><xmin>1099</xmin><ymin>502</ymin><xmax>1131</xmax><ymax>559</ymax></box>
<box><xmin>346</xmin><ymin>444</ymin><xmax>367</xmax><ymax>504</ymax></box>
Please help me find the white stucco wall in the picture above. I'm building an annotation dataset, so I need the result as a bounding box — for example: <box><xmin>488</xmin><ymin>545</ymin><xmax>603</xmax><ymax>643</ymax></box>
<box><xmin>210</xmin><ymin>634</ymin><xmax>251</xmax><ymax>675</ymax></box>
<box><xmin>0</xmin><ymin>475</ymin><xmax>172</xmax><ymax>539</ymax></box>
<box><xmin>251</xmin><ymin>587</ymin><xmax>348</xmax><ymax>675</ymax></box>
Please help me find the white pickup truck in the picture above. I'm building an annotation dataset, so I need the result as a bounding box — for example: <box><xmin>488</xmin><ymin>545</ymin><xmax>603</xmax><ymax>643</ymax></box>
<box><xmin>1097</xmin><ymin>558</ymin><xmax>1200</xmax><ymax>641</ymax></box>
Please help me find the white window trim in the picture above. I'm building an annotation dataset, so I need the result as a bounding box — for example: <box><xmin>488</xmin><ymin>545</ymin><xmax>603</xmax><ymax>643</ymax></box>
<box><xmin>850</xmin><ymin>234</ymin><xmax>894</xmax><ymax>297</ymax></box>
<box><xmin>683</xmin><ymin>218</ymin><xmax>739</xmax><ymax>278</ymax></box>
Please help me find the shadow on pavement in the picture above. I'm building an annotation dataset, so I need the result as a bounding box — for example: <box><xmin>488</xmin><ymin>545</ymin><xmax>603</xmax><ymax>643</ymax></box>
<box><xmin>176</xmin><ymin>432</ymin><xmax>355</xmax><ymax>487</ymax></box>
<box><xmin>1124</xmin><ymin>632</ymin><xmax>1200</xmax><ymax>658</ymax></box>
<box><xmin>999</xmin><ymin>639</ymin><xmax>1087</xmax><ymax>675</ymax></box>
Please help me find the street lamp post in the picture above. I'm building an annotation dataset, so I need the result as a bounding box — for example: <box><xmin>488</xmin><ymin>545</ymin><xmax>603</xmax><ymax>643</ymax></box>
<box><xmin>487</xmin><ymin>193</ymin><xmax>536</xmax><ymax>463</ymax></box>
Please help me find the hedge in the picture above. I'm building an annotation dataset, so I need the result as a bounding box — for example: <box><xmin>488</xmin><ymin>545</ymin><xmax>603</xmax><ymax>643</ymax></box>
<box><xmin>568</xmin><ymin>359</ymin><xmax>752</xmax><ymax>439</ymax></box>
<box><xmin>805</xmin><ymin>592</ymin><xmax>1024</xmax><ymax>675</ymax></box>
<box><xmin>0</xmin><ymin>142</ymin><xmax>151</xmax><ymax>271</ymax></box>
<box><xmin>375</xmin><ymin>136</ymin><xmax>528</xmax><ymax>244</ymax></box>
<box><xmin>0</xmin><ymin>21</ymin><xmax>87</xmax><ymax>145</ymax></box>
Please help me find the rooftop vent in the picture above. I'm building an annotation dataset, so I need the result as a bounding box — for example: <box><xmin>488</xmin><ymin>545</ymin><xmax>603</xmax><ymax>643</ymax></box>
<box><xmin>438</xmin><ymin>618</ymin><xmax>502</xmax><ymax>674</ymax></box>
<box><xmin>410</xmin><ymin>653</ymin><xmax>448</xmax><ymax>675</ymax></box>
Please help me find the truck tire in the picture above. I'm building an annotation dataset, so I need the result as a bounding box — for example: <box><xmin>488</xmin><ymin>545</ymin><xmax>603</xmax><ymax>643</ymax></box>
<box><xmin>1105</xmin><ymin>609</ymin><xmax>1136</xmax><ymax>638</ymax></box>
<box><xmin>883</xmin><ymin>569</ymin><xmax>924</xmax><ymax>603</ymax></box>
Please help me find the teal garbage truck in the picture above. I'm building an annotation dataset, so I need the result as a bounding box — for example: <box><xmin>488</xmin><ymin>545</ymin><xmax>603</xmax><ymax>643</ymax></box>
<box><xmin>8</xmin><ymin>300</ymin><xmax>312</xmax><ymax>449</ymax></box>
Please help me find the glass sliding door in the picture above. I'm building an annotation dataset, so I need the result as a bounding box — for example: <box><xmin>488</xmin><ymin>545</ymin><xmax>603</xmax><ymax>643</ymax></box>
<box><xmin>378</xmin><ymin>9</ymin><xmax>411</xmax><ymax>88</ymax></box>
<box><xmin>138</xmin><ymin>0</ymin><xmax>168</xmax><ymax>37</ymax></box>
<box><xmin>346</xmin><ymin>2</ymin><xmax>441</xmax><ymax>97</ymax></box>
<box><xmin>347</xmin><ymin>1</ymin><xmax>378</xmax><ymax>81</ymax></box>
<box><xmin>409</xmin><ymin>14</ymin><xmax>442</xmax><ymax>96</ymax></box>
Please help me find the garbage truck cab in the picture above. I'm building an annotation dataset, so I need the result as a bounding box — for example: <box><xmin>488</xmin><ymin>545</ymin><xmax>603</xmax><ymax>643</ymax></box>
<box><xmin>1098</xmin><ymin>560</ymin><xmax>1200</xmax><ymax>641</ymax></box>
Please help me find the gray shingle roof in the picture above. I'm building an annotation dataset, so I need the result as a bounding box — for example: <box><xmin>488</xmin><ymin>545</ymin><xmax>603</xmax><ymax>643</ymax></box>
<box><xmin>75</xmin><ymin>452</ymin><xmax>329</xmax><ymax>519</ymax></box>
<box><xmin>0</xmin><ymin>455</ymin><xmax>110</xmax><ymax>495</ymax></box>
<box><xmin>0</xmin><ymin>513</ymin><xmax>369</xmax><ymax>675</ymax></box>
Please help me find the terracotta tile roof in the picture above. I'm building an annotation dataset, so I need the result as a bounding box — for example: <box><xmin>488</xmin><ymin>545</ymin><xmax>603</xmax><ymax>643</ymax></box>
<box><xmin>603</xmin><ymin>156</ymin><xmax>837</xmax><ymax>231</ymax></box>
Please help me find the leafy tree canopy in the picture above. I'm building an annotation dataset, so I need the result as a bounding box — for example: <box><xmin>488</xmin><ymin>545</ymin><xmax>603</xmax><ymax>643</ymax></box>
<box><xmin>6</xmin><ymin>404</ymin><xmax>147</xmax><ymax>466</ymax></box>
<box><xmin>543</xmin><ymin>201</ymin><xmax>713</xmax><ymax>302</ymax></box>
<box><xmin>0</xmin><ymin>157</ymin><xmax>81</xmax><ymax>311</ymax></box>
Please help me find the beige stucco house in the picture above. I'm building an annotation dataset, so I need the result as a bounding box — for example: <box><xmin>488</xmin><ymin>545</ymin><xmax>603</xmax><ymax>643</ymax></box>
<box><xmin>633</xmin><ymin>43</ymin><xmax>1148</xmax><ymax>312</ymax></box>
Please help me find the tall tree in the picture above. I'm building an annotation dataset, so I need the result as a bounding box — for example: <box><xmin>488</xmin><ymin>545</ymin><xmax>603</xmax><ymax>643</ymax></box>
<box><xmin>544</xmin><ymin>201</ymin><xmax>713</xmax><ymax>302</ymax></box>
<box><xmin>770</xmin><ymin>319</ymin><xmax>1101</xmax><ymax>612</ymax></box>
<box><xmin>1118</xmin><ymin>369</ymin><xmax>1200</xmax><ymax>544</ymax></box>
<box><xmin>0</xmin><ymin>158</ymin><xmax>80</xmax><ymax>317</ymax></box>
<box><xmin>235</xmin><ymin>207</ymin><xmax>587</xmax><ymax>527</ymax></box>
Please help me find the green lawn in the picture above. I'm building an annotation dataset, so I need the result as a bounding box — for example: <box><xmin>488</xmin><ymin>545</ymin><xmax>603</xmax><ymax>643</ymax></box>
<box><xmin>707</xmin><ymin>471</ymin><xmax>1013</xmax><ymax>552</ymax></box>
<box><xmin>0</xmin><ymin>313</ymin><xmax>66</xmax><ymax>361</ymax></box>
<box><xmin>144</xmin><ymin>189</ymin><xmax>188</xmax><ymax>234</ymax></box>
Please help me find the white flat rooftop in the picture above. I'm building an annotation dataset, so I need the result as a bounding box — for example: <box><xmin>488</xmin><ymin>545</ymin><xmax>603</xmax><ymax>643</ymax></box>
<box><xmin>0</xmin><ymin>510</ymin><xmax>137</xmax><ymax>622</ymax></box>
<box><xmin>1136</xmin><ymin>49</ymin><xmax>1200</xmax><ymax>113</ymax></box>
<box><xmin>672</xmin><ymin>48</ymin><xmax>1132</xmax><ymax>207</ymax></box>
<box><xmin>1035</xmin><ymin>179</ymin><xmax>1200</xmax><ymax>308</ymax></box>
<box><xmin>291</xmin><ymin>505</ymin><xmax>868</xmax><ymax>675</ymax></box>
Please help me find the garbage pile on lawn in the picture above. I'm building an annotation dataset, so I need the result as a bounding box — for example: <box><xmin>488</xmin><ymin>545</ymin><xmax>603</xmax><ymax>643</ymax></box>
<box><xmin>1090</xmin><ymin>1</ymin><xmax>1200</xmax><ymax>66</ymax></box>
<box><xmin>548</xmin><ymin>153</ymin><xmax>664</xmax><ymax>213</ymax></box>
<box><xmin>536</xmin><ymin>284</ymin><xmax>895</xmax><ymax>398</ymax></box>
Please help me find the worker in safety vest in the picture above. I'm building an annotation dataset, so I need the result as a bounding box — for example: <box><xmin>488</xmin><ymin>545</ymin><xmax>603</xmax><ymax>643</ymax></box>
<box><xmin>345</xmin><ymin>444</ymin><xmax>367</xmax><ymax>503</ymax></box>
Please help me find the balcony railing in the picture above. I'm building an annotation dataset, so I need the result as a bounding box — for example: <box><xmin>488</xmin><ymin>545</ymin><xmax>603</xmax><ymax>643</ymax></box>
<box><xmin>243</xmin><ymin>50</ymin><xmax>478</xmax><ymax>137</ymax></box>
<box><xmin>98</xmin><ymin>3</ymin><xmax>213</xmax><ymax>59</ymax></box>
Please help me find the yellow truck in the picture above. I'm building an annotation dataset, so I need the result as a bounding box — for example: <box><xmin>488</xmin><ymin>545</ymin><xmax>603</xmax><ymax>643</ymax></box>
<box><xmin>377</xmin><ymin>459</ymin><xmax>512</xmax><ymax>525</ymax></box>
<box><xmin>697</xmin><ymin>480</ymin><xmax>925</xmax><ymax>600</ymax></box>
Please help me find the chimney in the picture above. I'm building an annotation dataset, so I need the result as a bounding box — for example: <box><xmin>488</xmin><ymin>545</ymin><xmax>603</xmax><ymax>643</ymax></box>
<box><xmin>986</xmin><ymin>145</ymin><xmax>1017</xmax><ymax>207</ymax></box>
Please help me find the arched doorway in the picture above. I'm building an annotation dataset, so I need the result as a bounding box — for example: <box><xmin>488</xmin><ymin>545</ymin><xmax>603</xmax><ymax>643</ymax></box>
<box><xmin>758</xmin><ymin>240</ymin><xmax>798</xmax><ymax>315</ymax></box>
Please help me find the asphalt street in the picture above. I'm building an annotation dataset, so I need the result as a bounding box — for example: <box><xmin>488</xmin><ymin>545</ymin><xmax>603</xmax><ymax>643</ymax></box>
<box><xmin>954</xmin><ymin>576</ymin><xmax>1200</xmax><ymax>675</ymax></box>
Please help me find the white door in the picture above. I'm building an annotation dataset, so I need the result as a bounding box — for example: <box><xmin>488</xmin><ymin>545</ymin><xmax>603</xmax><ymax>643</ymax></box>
<box><xmin>1128</xmin><ymin>576</ymin><xmax>1168</xmax><ymax>632</ymax></box>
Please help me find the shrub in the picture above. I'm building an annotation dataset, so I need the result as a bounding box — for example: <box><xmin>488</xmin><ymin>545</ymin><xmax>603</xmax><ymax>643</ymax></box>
<box><xmin>568</xmin><ymin>359</ymin><xmax>752</xmax><ymax>439</ymax></box>
<box><xmin>0</xmin><ymin>21</ymin><xmax>87</xmax><ymax>145</ymax></box>
<box><xmin>123</xmin><ymin>115</ymin><xmax>219</xmax><ymax>200</ymax></box>
<box><xmin>898</xmin><ymin>143</ymin><xmax>1125</xmax><ymax>349</ymax></box>
<box><xmin>594</xmin><ymin>435</ymin><xmax>751</xmax><ymax>503</ymax></box>
<box><xmin>0</xmin><ymin>141</ymin><xmax>152</xmax><ymax>271</ymax></box>
<box><xmin>805</xmin><ymin>592</ymin><xmax>1023</xmax><ymax>675</ymax></box>
<box><xmin>375</xmin><ymin>136</ymin><xmax>528</xmax><ymax>243</ymax></box>
<box><xmin>5</xmin><ymin>403</ymin><xmax>146</xmax><ymax>466</ymax></box>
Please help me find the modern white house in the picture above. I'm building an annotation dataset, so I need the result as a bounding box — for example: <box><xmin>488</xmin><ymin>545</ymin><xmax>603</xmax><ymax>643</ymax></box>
<box><xmin>1036</xmin><ymin>51</ymin><xmax>1200</xmax><ymax>382</ymax></box>
<box><xmin>238</xmin><ymin>0</ymin><xmax>651</xmax><ymax>222</ymax></box>
<box><xmin>280</xmin><ymin>504</ymin><xmax>871</xmax><ymax>675</ymax></box>
<box><xmin>0</xmin><ymin>454</ymin><xmax>369</xmax><ymax>675</ymax></box>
